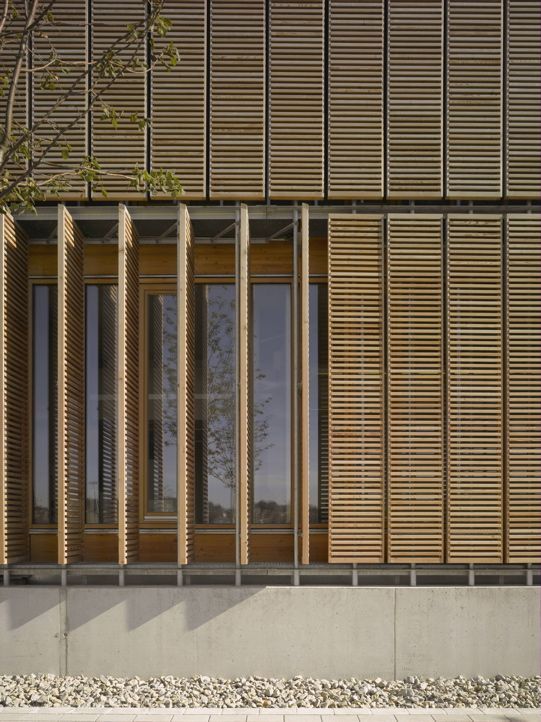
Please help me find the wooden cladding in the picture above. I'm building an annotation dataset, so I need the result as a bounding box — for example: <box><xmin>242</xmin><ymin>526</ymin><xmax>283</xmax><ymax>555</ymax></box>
<box><xmin>210</xmin><ymin>0</ymin><xmax>265</xmax><ymax>199</ymax></box>
<box><xmin>269</xmin><ymin>0</ymin><xmax>324</xmax><ymax>199</ymax></box>
<box><xmin>118</xmin><ymin>206</ymin><xmax>139</xmax><ymax>564</ymax></box>
<box><xmin>238</xmin><ymin>204</ymin><xmax>251</xmax><ymax>564</ymax></box>
<box><xmin>328</xmin><ymin>213</ymin><xmax>539</xmax><ymax>564</ymax></box>
<box><xmin>177</xmin><ymin>205</ymin><xmax>196</xmax><ymax>564</ymax></box>
<box><xmin>0</xmin><ymin>215</ymin><xmax>28</xmax><ymax>564</ymax></box>
<box><xmin>57</xmin><ymin>206</ymin><xmax>85</xmax><ymax>564</ymax></box>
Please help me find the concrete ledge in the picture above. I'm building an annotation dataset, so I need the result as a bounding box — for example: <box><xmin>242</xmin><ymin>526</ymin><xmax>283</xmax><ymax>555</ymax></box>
<box><xmin>0</xmin><ymin>587</ymin><xmax>539</xmax><ymax>677</ymax></box>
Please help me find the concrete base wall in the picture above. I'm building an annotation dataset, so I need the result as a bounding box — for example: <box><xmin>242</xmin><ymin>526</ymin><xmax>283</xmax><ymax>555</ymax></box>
<box><xmin>1</xmin><ymin>586</ymin><xmax>539</xmax><ymax>678</ymax></box>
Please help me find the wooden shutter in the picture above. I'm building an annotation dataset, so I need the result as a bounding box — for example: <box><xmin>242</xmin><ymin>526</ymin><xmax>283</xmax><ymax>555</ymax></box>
<box><xmin>91</xmin><ymin>1</ymin><xmax>146</xmax><ymax>199</ymax></box>
<box><xmin>57</xmin><ymin>205</ymin><xmax>84</xmax><ymax>565</ymax></box>
<box><xmin>328</xmin><ymin>215</ymin><xmax>384</xmax><ymax>563</ymax></box>
<box><xmin>447</xmin><ymin>1</ymin><xmax>502</xmax><ymax>199</ymax></box>
<box><xmin>447</xmin><ymin>215</ymin><xmax>503</xmax><ymax>562</ymax></box>
<box><xmin>300</xmin><ymin>204</ymin><xmax>310</xmax><ymax>564</ymax></box>
<box><xmin>0</xmin><ymin>215</ymin><xmax>28</xmax><ymax>564</ymax></box>
<box><xmin>269</xmin><ymin>0</ymin><xmax>324</xmax><ymax>199</ymax></box>
<box><xmin>32</xmin><ymin>0</ymin><xmax>87</xmax><ymax>199</ymax></box>
<box><xmin>387</xmin><ymin>0</ymin><xmax>443</xmax><ymax>198</ymax></box>
<box><xmin>328</xmin><ymin>0</ymin><xmax>384</xmax><ymax>199</ymax></box>
<box><xmin>152</xmin><ymin>0</ymin><xmax>206</xmax><ymax>199</ymax></box>
<box><xmin>177</xmin><ymin>204</ymin><xmax>196</xmax><ymax>564</ymax></box>
<box><xmin>506</xmin><ymin>215</ymin><xmax>541</xmax><ymax>562</ymax></box>
<box><xmin>118</xmin><ymin>205</ymin><xmax>139</xmax><ymax>564</ymax></box>
<box><xmin>506</xmin><ymin>2</ymin><xmax>541</xmax><ymax>198</ymax></box>
<box><xmin>210</xmin><ymin>0</ymin><xmax>265</xmax><ymax>199</ymax></box>
<box><xmin>0</xmin><ymin>10</ymin><xmax>28</xmax><ymax>181</ymax></box>
<box><xmin>387</xmin><ymin>215</ymin><xmax>443</xmax><ymax>562</ymax></box>
<box><xmin>238</xmin><ymin>204</ymin><xmax>251</xmax><ymax>564</ymax></box>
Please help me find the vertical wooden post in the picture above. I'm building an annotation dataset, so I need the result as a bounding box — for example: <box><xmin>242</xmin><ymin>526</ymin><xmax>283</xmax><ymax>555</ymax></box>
<box><xmin>300</xmin><ymin>204</ymin><xmax>310</xmax><ymax>564</ymax></box>
<box><xmin>238</xmin><ymin>204</ymin><xmax>251</xmax><ymax>565</ymax></box>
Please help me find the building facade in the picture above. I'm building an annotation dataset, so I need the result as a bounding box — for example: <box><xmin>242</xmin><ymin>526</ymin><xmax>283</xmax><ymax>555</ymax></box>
<box><xmin>1</xmin><ymin>0</ymin><xmax>540</xmax><ymax>581</ymax></box>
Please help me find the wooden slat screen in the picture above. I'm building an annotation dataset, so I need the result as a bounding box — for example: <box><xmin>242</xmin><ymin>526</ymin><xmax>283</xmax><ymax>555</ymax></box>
<box><xmin>506</xmin><ymin>1</ymin><xmax>541</xmax><ymax>199</ymax></box>
<box><xmin>387</xmin><ymin>0</ymin><xmax>442</xmax><ymax>198</ymax></box>
<box><xmin>269</xmin><ymin>0</ymin><xmax>324</xmax><ymax>199</ymax></box>
<box><xmin>447</xmin><ymin>215</ymin><xmax>503</xmax><ymax>562</ymax></box>
<box><xmin>328</xmin><ymin>215</ymin><xmax>385</xmax><ymax>563</ymax></box>
<box><xmin>447</xmin><ymin>0</ymin><xmax>502</xmax><ymax>199</ymax></box>
<box><xmin>152</xmin><ymin>0</ymin><xmax>206</xmax><ymax>199</ymax></box>
<box><xmin>118</xmin><ymin>205</ymin><xmax>139</xmax><ymax>564</ymax></box>
<box><xmin>177</xmin><ymin>204</ymin><xmax>196</xmax><ymax>564</ymax></box>
<box><xmin>32</xmin><ymin>0</ymin><xmax>87</xmax><ymax>198</ymax></box>
<box><xmin>328</xmin><ymin>0</ymin><xmax>384</xmax><ymax>199</ymax></box>
<box><xmin>91</xmin><ymin>1</ymin><xmax>146</xmax><ymax>200</ymax></box>
<box><xmin>210</xmin><ymin>0</ymin><xmax>265</xmax><ymax>199</ymax></box>
<box><xmin>300</xmin><ymin>204</ymin><xmax>310</xmax><ymax>564</ymax></box>
<box><xmin>57</xmin><ymin>206</ymin><xmax>84</xmax><ymax>565</ymax></box>
<box><xmin>238</xmin><ymin>204</ymin><xmax>251</xmax><ymax>564</ymax></box>
<box><xmin>387</xmin><ymin>215</ymin><xmax>443</xmax><ymax>562</ymax></box>
<box><xmin>0</xmin><ymin>215</ymin><xmax>28</xmax><ymax>564</ymax></box>
<box><xmin>506</xmin><ymin>215</ymin><xmax>541</xmax><ymax>561</ymax></box>
<box><xmin>0</xmin><ymin>10</ymin><xmax>28</xmax><ymax>181</ymax></box>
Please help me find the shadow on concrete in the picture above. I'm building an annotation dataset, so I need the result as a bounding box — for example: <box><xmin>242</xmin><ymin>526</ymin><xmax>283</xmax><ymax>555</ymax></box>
<box><xmin>66</xmin><ymin>587</ymin><xmax>125</xmax><ymax>632</ymax></box>
<box><xmin>0</xmin><ymin>588</ymin><xmax>61</xmax><ymax>630</ymax></box>
<box><xmin>181</xmin><ymin>585</ymin><xmax>261</xmax><ymax>632</ymax></box>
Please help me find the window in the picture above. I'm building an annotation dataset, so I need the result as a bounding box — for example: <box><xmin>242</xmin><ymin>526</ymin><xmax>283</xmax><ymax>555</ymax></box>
<box><xmin>252</xmin><ymin>284</ymin><xmax>291</xmax><ymax>523</ymax></box>
<box><xmin>195</xmin><ymin>284</ymin><xmax>236</xmax><ymax>524</ymax></box>
<box><xmin>309</xmin><ymin>284</ymin><xmax>328</xmax><ymax>523</ymax></box>
<box><xmin>85</xmin><ymin>285</ymin><xmax>118</xmax><ymax>524</ymax></box>
<box><xmin>146</xmin><ymin>293</ymin><xmax>177</xmax><ymax>514</ymax></box>
<box><xmin>32</xmin><ymin>285</ymin><xmax>58</xmax><ymax>524</ymax></box>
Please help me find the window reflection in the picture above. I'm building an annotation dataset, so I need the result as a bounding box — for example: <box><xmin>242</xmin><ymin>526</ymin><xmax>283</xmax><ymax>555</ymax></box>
<box><xmin>309</xmin><ymin>284</ymin><xmax>328</xmax><ymax>523</ymax></box>
<box><xmin>253</xmin><ymin>284</ymin><xmax>291</xmax><ymax>523</ymax></box>
<box><xmin>85</xmin><ymin>285</ymin><xmax>118</xmax><ymax>524</ymax></box>
<box><xmin>195</xmin><ymin>284</ymin><xmax>236</xmax><ymax>524</ymax></box>
<box><xmin>32</xmin><ymin>285</ymin><xmax>57</xmax><ymax>524</ymax></box>
<box><xmin>147</xmin><ymin>294</ymin><xmax>177</xmax><ymax>513</ymax></box>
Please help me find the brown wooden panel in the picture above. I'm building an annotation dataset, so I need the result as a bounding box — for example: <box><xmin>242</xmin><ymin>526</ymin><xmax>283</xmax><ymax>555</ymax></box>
<box><xmin>250</xmin><ymin>533</ymin><xmax>293</xmax><ymax>563</ymax></box>
<box><xmin>177</xmin><ymin>205</ymin><xmax>196</xmax><ymax>564</ymax></box>
<box><xmin>57</xmin><ymin>206</ymin><xmax>85</xmax><ymax>564</ymax></box>
<box><xmin>139</xmin><ymin>533</ymin><xmax>176</xmax><ymax>562</ymax></box>
<box><xmin>30</xmin><ymin>532</ymin><xmax>57</xmax><ymax>563</ymax></box>
<box><xmin>269</xmin><ymin>0</ymin><xmax>324</xmax><ymax>199</ymax></box>
<box><xmin>83</xmin><ymin>533</ymin><xmax>118</xmax><ymax>563</ymax></box>
<box><xmin>388</xmin><ymin>0</ymin><xmax>443</xmax><ymax>198</ymax></box>
<box><xmin>506</xmin><ymin>215</ymin><xmax>541</xmax><ymax>561</ymax></box>
<box><xmin>506</xmin><ymin>2</ymin><xmax>541</xmax><ymax>198</ymax></box>
<box><xmin>309</xmin><ymin>532</ymin><xmax>328</xmax><ymax>563</ymax></box>
<box><xmin>118</xmin><ymin>205</ymin><xmax>139</xmax><ymax>563</ymax></box>
<box><xmin>29</xmin><ymin>245</ymin><xmax>56</xmax><ymax>277</ymax></box>
<box><xmin>210</xmin><ymin>0</ymin><xmax>265</xmax><ymax>199</ymax></box>
<box><xmin>328</xmin><ymin>215</ymin><xmax>384</xmax><ymax>563</ymax></box>
<box><xmin>300</xmin><ymin>205</ymin><xmax>310</xmax><ymax>564</ymax></box>
<box><xmin>328</xmin><ymin>0</ymin><xmax>384</xmax><ymax>199</ymax></box>
<box><xmin>152</xmin><ymin>0</ymin><xmax>206</xmax><ymax>199</ymax></box>
<box><xmin>0</xmin><ymin>215</ymin><xmax>28</xmax><ymax>563</ymax></box>
<box><xmin>84</xmin><ymin>245</ymin><xmax>118</xmax><ymax>277</ymax></box>
<box><xmin>32</xmin><ymin>0</ymin><xmax>87</xmax><ymax>199</ymax></box>
<box><xmin>447</xmin><ymin>215</ymin><xmax>503</xmax><ymax>562</ymax></box>
<box><xmin>387</xmin><ymin>215</ymin><xmax>443</xmax><ymax>562</ymax></box>
<box><xmin>91</xmin><ymin>1</ymin><xmax>146</xmax><ymax>199</ymax></box>
<box><xmin>447</xmin><ymin>0</ymin><xmax>502</xmax><ymax>198</ymax></box>
<box><xmin>238</xmin><ymin>204</ymin><xmax>251</xmax><ymax>564</ymax></box>
<box><xmin>194</xmin><ymin>532</ymin><xmax>235</xmax><ymax>562</ymax></box>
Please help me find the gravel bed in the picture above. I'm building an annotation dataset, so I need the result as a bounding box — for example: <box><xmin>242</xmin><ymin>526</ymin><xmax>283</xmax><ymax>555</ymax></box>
<box><xmin>0</xmin><ymin>675</ymin><xmax>539</xmax><ymax>709</ymax></box>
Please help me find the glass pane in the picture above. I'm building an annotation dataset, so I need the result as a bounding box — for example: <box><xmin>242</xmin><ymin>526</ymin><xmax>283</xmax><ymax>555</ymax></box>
<box><xmin>195</xmin><ymin>285</ymin><xmax>236</xmax><ymax>524</ymax></box>
<box><xmin>253</xmin><ymin>284</ymin><xmax>291</xmax><ymax>523</ymax></box>
<box><xmin>85</xmin><ymin>285</ymin><xmax>118</xmax><ymax>524</ymax></box>
<box><xmin>32</xmin><ymin>285</ymin><xmax>58</xmax><ymax>524</ymax></box>
<box><xmin>147</xmin><ymin>294</ymin><xmax>177</xmax><ymax>513</ymax></box>
<box><xmin>309</xmin><ymin>284</ymin><xmax>328</xmax><ymax>523</ymax></box>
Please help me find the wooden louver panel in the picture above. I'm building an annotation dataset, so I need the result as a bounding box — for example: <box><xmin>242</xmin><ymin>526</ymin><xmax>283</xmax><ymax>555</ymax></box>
<box><xmin>447</xmin><ymin>215</ymin><xmax>503</xmax><ymax>562</ymax></box>
<box><xmin>91</xmin><ymin>1</ymin><xmax>146</xmax><ymax>199</ymax></box>
<box><xmin>387</xmin><ymin>215</ymin><xmax>443</xmax><ymax>561</ymax></box>
<box><xmin>269</xmin><ymin>0</ymin><xmax>324</xmax><ymax>199</ymax></box>
<box><xmin>328</xmin><ymin>215</ymin><xmax>384</xmax><ymax>563</ymax></box>
<box><xmin>152</xmin><ymin>1</ymin><xmax>206</xmax><ymax>199</ymax></box>
<box><xmin>0</xmin><ymin>215</ymin><xmax>28</xmax><ymax>564</ymax></box>
<box><xmin>238</xmin><ymin>204</ymin><xmax>251</xmax><ymax>564</ymax></box>
<box><xmin>118</xmin><ymin>205</ymin><xmax>139</xmax><ymax>564</ymax></box>
<box><xmin>57</xmin><ymin>206</ymin><xmax>84</xmax><ymax>565</ymax></box>
<box><xmin>300</xmin><ymin>204</ymin><xmax>310</xmax><ymax>564</ymax></box>
<box><xmin>506</xmin><ymin>2</ymin><xmax>541</xmax><ymax>198</ymax></box>
<box><xmin>387</xmin><ymin>0</ymin><xmax>443</xmax><ymax>198</ymax></box>
<box><xmin>210</xmin><ymin>0</ymin><xmax>265</xmax><ymax>199</ymax></box>
<box><xmin>506</xmin><ymin>215</ymin><xmax>541</xmax><ymax>561</ymax></box>
<box><xmin>447</xmin><ymin>0</ymin><xmax>502</xmax><ymax>198</ymax></box>
<box><xmin>328</xmin><ymin>0</ymin><xmax>384</xmax><ymax>199</ymax></box>
<box><xmin>32</xmin><ymin>0</ymin><xmax>87</xmax><ymax>198</ymax></box>
<box><xmin>177</xmin><ymin>204</ymin><xmax>196</xmax><ymax>564</ymax></box>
